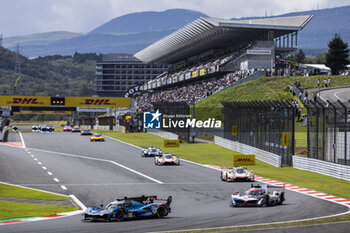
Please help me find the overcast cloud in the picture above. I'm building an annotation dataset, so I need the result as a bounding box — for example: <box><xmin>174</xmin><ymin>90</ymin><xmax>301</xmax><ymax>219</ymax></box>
<box><xmin>0</xmin><ymin>0</ymin><xmax>349</xmax><ymax>37</ymax></box>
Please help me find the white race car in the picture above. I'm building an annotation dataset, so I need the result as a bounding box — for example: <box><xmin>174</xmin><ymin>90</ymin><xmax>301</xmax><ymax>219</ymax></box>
<box><xmin>154</xmin><ymin>154</ymin><xmax>180</xmax><ymax>166</ymax></box>
<box><xmin>141</xmin><ymin>146</ymin><xmax>163</xmax><ymax>157</ymax></box>
<box><xmin>231</xmin><ymin>184</ymin><xmax>285</xmax><ymax>207</ymax></box>
<box><xmin>220</xmin><ymin>167</ymin><xmax>254</xmax><ymax>182</ymax></box>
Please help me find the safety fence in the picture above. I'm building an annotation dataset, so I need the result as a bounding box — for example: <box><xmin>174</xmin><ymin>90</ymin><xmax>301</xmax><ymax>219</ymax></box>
<box><xmin>221</xmin><ymin>100</ymin><xmax>295</xmax><ymax>166</ymax></box>
<box><xmin>293</xmin><ymin>155</ymin><xmax>350</xmax><ymax>181</ymax></box>
<box><xmin>305</xmin><ymin>98</ymin><xmax>350</xmax><ymax>166</ymax></box>
<box><xmin>214</xmin><ymin>136</ymin><xmax>281</xmax><ymax>167</ymax></box>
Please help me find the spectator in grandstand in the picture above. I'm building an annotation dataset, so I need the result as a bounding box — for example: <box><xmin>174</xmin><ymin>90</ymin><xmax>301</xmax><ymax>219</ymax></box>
<box><xmin>135</xmin><ymin>70</ymin><xmax>252</xmax><ymax>113</ymax></box>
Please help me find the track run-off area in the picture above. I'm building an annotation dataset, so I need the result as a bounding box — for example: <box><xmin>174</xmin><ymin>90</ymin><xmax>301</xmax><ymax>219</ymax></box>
<box><xmin>0</xmin><ymin>132</ymin><xmax>349</xmax><ymax>233</ymax></box>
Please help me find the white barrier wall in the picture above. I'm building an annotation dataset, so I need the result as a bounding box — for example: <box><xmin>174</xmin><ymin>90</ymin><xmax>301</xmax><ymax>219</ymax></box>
<box><xmin>293</xmin><ymin>156</ymin><xmax>350</xmax><ymax>181</ymax></box>
<box><xmin>147</xmin><ymin>129</ymin><xmax>179</xmax><ymax>140</ymax></box>
<box><xmin>93</xmin><ymin>125</ymin><xmax>110</xmax><ymax>131</ymax></box>
<box><xmin>214</xmin><ymin>136</ymin><xmax>282</xmax><ymax>167</ymax></box>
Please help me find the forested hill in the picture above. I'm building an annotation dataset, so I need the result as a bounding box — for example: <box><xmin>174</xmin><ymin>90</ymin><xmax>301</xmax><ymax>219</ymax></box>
<box><xmin>0</xmin><ymin>46</ymin><xmax>99</xmax><ymax>97</ymax></box>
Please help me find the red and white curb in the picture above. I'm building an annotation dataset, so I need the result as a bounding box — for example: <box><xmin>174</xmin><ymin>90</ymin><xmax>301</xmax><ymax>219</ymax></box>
<box><xmin>0</xmin><ymin>210</ymin><xmax>84</xmax><ymax>225</ymax></box>
<box><xmin>205</xmin><ymin>165</ymin><xmax>350</xmax><ymax>207</ymax></box>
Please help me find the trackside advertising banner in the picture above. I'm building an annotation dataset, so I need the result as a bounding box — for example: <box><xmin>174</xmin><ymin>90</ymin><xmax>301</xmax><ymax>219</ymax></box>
<box><xmin>65</xmin><ymin>97</ymin><xmax>130</xmax><ymax>108</ymax></box>
<box><xmin>0</xmin><ymin>95</ymin><xmax>51</xmax><ymax>107</ymax></box>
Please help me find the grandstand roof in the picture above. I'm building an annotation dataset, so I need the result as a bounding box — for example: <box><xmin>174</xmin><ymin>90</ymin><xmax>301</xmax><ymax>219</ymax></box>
<box><xmin>134</xmin><ymin>15</ymin><xmax>312</xmax><ymax>64</ymax></box>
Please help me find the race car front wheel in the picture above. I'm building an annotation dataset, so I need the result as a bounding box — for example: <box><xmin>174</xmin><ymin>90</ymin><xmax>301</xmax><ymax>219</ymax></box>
<box><xmin>115</xmin><ymin>209</ymin><xmax>124</xmax><ymax>221</ymax></box>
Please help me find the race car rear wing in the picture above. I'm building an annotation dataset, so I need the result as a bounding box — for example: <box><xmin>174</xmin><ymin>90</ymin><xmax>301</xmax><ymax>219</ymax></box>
<box><xmin>116</xmin><ymin>195</ymin><xmax>172</xmax><ymax>206</ymax></box>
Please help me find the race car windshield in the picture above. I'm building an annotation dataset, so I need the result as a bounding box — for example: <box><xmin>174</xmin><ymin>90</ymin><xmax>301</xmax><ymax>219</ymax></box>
<box><xmin>246</xmin><ymin>190</ymin><xmax>261</xmax><ymax>196</ymax></box>
<box><xmin>164</xmin><ymin>155</ymin><xmax>172</xmax><ymax>159</ymax></box>
<box><xmin>236</xmin><ymin>169</ymin><xmax>245</xmax><ymax>173</ymax></box>
<box><xmin>151</xmin><ymin>149</ymin><xmax>157</xmax><ymax>152</ymax></box>
<box><xmin>94</xmin><ymin>134</ymin><xmax>102</xmax><ymax>137</ymax></box>
<box><xmin>106</xmin><ymin>203</ymin><xmax>123</xmax><ymax>209</ymax></box>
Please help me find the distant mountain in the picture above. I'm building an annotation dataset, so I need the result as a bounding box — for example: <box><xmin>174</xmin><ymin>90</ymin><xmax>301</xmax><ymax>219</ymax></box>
<box><xmin>232</xmin><ymin>5</ymin><xmax>350</xmax><ymax>56</ymax></box>
<box><xmin>3</xmin><ymin>6</ymin><xmax>350</xmax><ymax>57</ymax></box>
<box><xmin>3</xmin><ymin>31</ymin><xmax>82</xmax><ymax>49</ymax></box>
<box><xmin>90</xmin><ymin>9</ymin><xmax>207</xmax><ymax>34</ymax></box>
<box><xmin>12</xmin><ymin>30</ymin><xmax>175</xmax><ymax>57</ymax></box>
<box><xmin>5</xmin><ymin>9</ymin><xmax>207</xmax><ymax>57</ymax></box>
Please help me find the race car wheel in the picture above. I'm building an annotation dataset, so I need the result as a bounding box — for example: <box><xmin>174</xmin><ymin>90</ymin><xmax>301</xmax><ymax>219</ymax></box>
<box><xmin>220</xmin><ymin>172</ymin><xmax>225</xmax><ymax>181</ymax></box>
<box><xmin>279</xmin><ymin>193</ymin><xmax>285</xmax><ymax>204</ymax></box>
<box><xmin>265</xmin><ymin>195</ymin><xmax>270</xmax><ymax>207</ymax></box>
<box><xmin>115</xmin><ymin>209</ymin><xmax>124</xmax><ymax>222</ymax></box>
<box><xmin>156</xmin><ymin>205</ymin><xmax>167</xmax><ymax>218</ymax></box>
<box><xmin>226</xmin><ymin>174</ymin><xmax>229</xmax><ymax>182</ymax></box>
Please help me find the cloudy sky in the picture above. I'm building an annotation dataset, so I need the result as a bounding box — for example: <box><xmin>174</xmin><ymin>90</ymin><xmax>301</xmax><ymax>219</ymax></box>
<box><xmin>1</xmin><ymin>0</ymin><xmax>349</xmax><ymax>37</ymax></box>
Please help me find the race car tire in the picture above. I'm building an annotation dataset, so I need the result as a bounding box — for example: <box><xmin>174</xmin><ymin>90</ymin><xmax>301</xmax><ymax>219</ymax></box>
<box><xmin>279</xmin><ymin>193</ymin><xmax>285</xmax><ymax>205</ymax></box>
<box><xmin>265</xmin><ymin>195</ymin><xmax>270</xmax><ymax>207</ymax></box>
<box><xmin>220</xmin><ymin>172</ymin><xmax>224</xmax><ymax>181</ymax></box>
<box><xmin>226</xmin><ymin>174</ymin><xmax>229</xmax><ymax>182</ymax></box>
<box><xmin>115</xmin><ymin>209</ymin><xmax>124</xmax><ymax>222</ymax></box>
<box><xmin>156</xmin><ymin>205</ymin><xmax>167</xmax><ymax>218</ymax></box>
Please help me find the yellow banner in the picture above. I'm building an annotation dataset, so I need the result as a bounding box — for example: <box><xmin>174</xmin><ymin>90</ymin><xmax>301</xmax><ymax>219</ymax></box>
<box><xmin>0</xmin><ymin>95</ymin><xmax>51</xmax><ymax>107</ymax></box>
<box><xmin>65</xmin><ymin>97</ymin><xmax>130</xmax><ymax>107</ymax></box>
<box><xmin>14</xmin><ymin>110</ymin><xmax>72</xmax><ymax>115</ymax></box>
<box><xmin>199</xmin><ymin>69</ymin><xmax>206</xmax><ymax>76</ymax></box>
<box><xmin>232</xmin><ymin>125</ymin><xmax>237</xmax><ymax>136</ymax></box>
<box><xmin>192</xmin><ymin>71</ymin><xmax>198</xmax><ymax>78</ymax></box>
<box><xmin>282</xmin><ymin>132</ymin><xmax>289</xmax><ymax>146</ymax></box>
<box><xmin>164</xmin><ymin>139</ymin><xmax>180</xmax><ymax>147</ymax></box>
<box><xmin>233</xmin><ymin>154</ymin><xmax>255</xmax><ymax>166</ymax></box>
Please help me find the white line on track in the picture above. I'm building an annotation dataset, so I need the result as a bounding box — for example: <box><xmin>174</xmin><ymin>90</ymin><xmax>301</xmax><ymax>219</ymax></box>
<box><xmin>37</xmin><ymin>162</ymin><xmax>42</xmax><ymax>165</ymax></box>
<box><xmin>18</xmin><ymin>131</ymin><xmax>26</xmax><ymax>148</ymax></box>
<box><xmin>318</xmin><ymin>92</ymin><xmax>327</xmax><ymax>103</ymax></box>
<box><xmin>69</xmin><ymin>194</ymin><xmax>87</xmax><ymax>211</ymax></box>
<box><xmin>28</xmin><ymin>147</ymin><xmax>163</xmax><ymax>184</ymax></box>
<box><xmin>53</xmin><ymin>178</ymin><xmax>60</xmax><ymax>182</ymax></box>
<box><xmin>334</xmin><ymin>90</ymin><xmax>347</xmax><ymax>101</ymax></box>
<box><xmin>30</xmin><ymin>154</ymin><xmax>34</xmax><ymax>157</ymax></box>
<box><xmin>42</xmin><ymin>166</ymin><xmax>47</xmax><ymax>170</ymax></box>
<box><xmin>60</xmin><ymin>185</ymin><xmax>67</xmax><ymax>190</ymax></box>
<box><xmin>34</xmin><ymin>158</ymin><xmax>38</xmax><ymax>161</ymax></box>
<box><xmin>47</xmin><ymin>172</ymin><xmax>53</xmax><ymax>176</ymax></box>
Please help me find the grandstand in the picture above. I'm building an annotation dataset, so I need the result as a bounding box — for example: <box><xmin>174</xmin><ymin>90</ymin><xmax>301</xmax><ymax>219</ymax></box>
<box><xmin>133</xmin><ymin>15</ymin><xmax>312</xmax><ymax>111</ymax></box>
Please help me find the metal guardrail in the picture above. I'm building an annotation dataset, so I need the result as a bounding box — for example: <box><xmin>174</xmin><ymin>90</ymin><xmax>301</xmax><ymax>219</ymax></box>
<box><xmin>214</xmin><ymin>136</ymin><xmax>282</xmax><ymax>167</ymax></box>
<box><xmin>293</xmin><ymin>155</ymin><xmax>350</xmax><ymax>181</ymax></box>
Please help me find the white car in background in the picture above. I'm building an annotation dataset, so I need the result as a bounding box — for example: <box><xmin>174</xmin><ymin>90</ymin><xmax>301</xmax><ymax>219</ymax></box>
<box><xmin>154</xmin><ymin>154</ymin><xmax>180</xmax><ymax>166</ymax></box>
<box><xmin>221</xmin><ymin>167</ymin><xmax>254</xmax><ymax>182</ymax></box>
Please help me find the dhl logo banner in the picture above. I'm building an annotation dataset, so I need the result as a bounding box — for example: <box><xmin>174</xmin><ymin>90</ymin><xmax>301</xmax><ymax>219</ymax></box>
<box><xmin>65</xmin><ymin>97</ymin><xmax>130</xmax><ymax>107</ymax></box>
<box><xmin>0</xmin><ymin>96</ymin><xmax>51</xmax><ymax>107</ymax></box>
<box><xmin>164</xmin><ymin>139</ymin><xmax>180</xmax><ymax>147</ymax></box>
<box><xmin>233</xmin><ymin>154</ymin><xmax>255</xmax><ymax>166</ymax></box>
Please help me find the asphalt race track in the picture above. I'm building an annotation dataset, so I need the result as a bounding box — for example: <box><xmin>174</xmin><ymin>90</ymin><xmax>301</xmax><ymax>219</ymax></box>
<box><xmin>318</xmin><ymin>86</ymin><xmax>350</xmax><ymax>107</ymax></box>
<box><xmin>0</xmin><ymin>132</ymin><xmax>348</xmax><ymax>233</ymax></box>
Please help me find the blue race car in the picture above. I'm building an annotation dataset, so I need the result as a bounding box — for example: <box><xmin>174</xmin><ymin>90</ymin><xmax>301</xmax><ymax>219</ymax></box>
<box><xmin>83</xmin><ymin>195</ymin><xmax>172</xmax><ymax>222</ymax></box>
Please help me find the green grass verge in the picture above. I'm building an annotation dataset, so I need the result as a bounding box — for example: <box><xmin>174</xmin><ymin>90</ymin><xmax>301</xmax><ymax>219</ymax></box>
<box><xmin>0</xmin><ymin>183</ymin><xmax>68</xmax><ymax>200</ymax></box>
<box><xmin>0</xmin><ymin>201</ymin><xmax>77</xmax><ymax>220</ymax></box>
<box><xmin>96</xmin><ymin>131</ymin><xmax>350</xmax><ymax>200</ymax></box>
<box><xmin>195</xmin><ymin>75</ymin><xmax>350</xmax><ymax>121</ymax></box>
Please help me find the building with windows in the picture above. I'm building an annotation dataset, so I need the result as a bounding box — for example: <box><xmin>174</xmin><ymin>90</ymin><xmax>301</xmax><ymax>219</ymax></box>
<box><xmin>95</xmin><ymin>53</ymin><xmax>168</xmax><ymax>97</ymax></box>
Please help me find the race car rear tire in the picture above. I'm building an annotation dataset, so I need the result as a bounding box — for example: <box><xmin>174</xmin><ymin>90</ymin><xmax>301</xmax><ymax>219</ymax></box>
<box><xmin>156</xmin><ymin>205</ymin><xmax>166</xmax><ymax>218</ymax></box>
<box><xmin>115</xmin><ymin>209</ymin><xmax>124</xmax><ymax>222</ymax></box>
<box><xmin>265</xmin><ymin>195</ymin><xmax>270</xmax><ymax>207</ymax></box>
